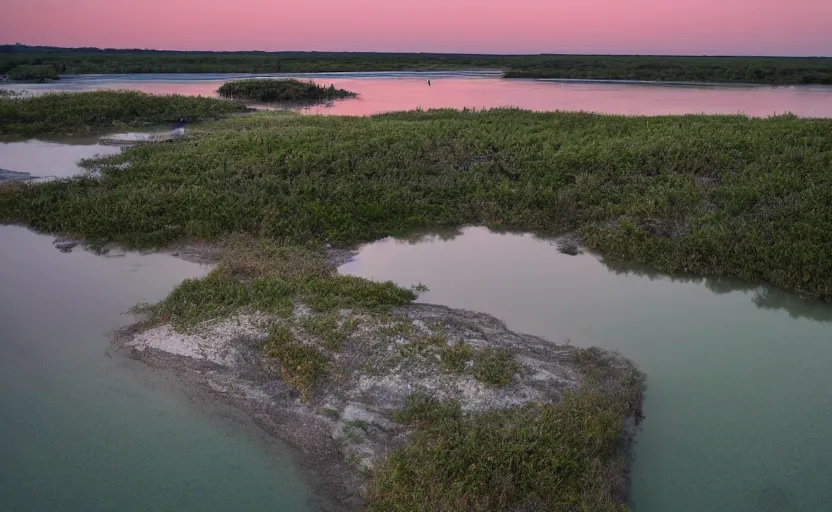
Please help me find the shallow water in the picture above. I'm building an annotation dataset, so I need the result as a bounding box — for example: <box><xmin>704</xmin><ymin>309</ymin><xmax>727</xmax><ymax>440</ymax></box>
<box><xmin>0</xmin><ymin>226</ymin><xmax>316</xmax><ymax>511</ymax></box>
<box><xmin>339</xmin><ymin>226</ymin><xmax>832</xmax><ymax>512</ymax></box>
<box><xmin>0</xmin><ymin>139</ymin><xmax>120</xmax><ymax>180</ymax></box>
<box><xmin>7</xmin><ymin>72</ymin><xmax>832</xmax><ymax>118</ymax></box>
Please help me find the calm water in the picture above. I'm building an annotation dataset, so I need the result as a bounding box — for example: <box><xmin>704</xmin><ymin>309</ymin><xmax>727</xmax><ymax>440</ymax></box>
<box><xmin>0</xmin><ymin>141</ymin><xmax>323</xmax><ymax>511</ymax></box>
<box><xmin>0</xmin><ymin>139</ymin><xmax>120</xmax><ymax>180</ymax></box>
<box><xmin>6</xmin><ymin>72</ymin><xmax>832</xmax><ymax>117</ymax></box>
<box><xmin>339</xmin><ymin>227</ymin><xmax>832</xmax><ymax>512</ymax></box>
<box><xmin>0</xmin><ymin>226</ymin><xmax>317</xmax><ymax>512</ymax></box>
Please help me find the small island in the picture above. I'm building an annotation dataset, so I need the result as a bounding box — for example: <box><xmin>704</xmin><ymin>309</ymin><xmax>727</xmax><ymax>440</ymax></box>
<box><xmin>217</xmin><ymin>78</ymin><xmax>357</xmax><ymax>103</ymax></box>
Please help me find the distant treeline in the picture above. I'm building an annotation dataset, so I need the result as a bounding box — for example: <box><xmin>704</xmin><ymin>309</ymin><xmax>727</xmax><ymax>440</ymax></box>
<box><xmin>2</xmin><ymin>44</ymin><xmax>831</xmax><ymax>85</ymax></box>
<box><xmin>502</xmin><ymin>55</ymin><xmax>832</xmax><ymax>84</ymax></box>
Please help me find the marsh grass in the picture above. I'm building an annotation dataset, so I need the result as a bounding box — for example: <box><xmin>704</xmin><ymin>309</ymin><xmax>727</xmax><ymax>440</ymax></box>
<box><xmin>5</xmin><ymin>108</ymin><xmax>830</xmax><ymax>298</ymax></box>
<box><xmin>133</xmin><ymin>238</ymin><xmax>416</xmax><ymax>330</ymax></box>
<box><xmin>0</xmin><ymin>90</ymin><xmax>248</xmax><ymax>136</ymax></box>
<box><xmin>370</xmin><ymin>392</ymin><xmax>635</xmax><ymax>512</ymax></box>
<box><xmin>217</xmin><ymin>79</ymin><xmax>356</xmax><ymax>103</ymax></box>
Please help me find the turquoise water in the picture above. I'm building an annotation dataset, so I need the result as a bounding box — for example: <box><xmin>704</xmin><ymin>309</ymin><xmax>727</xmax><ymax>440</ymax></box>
<box><xmin>0</xmin><ymin>226</ymin><xmax>316</xmax><ymax>512</ymax></box>
<box><xmin>340</xmin><ymin>227</ymin><xmax>832</xmax><ymax>512</ymax></box>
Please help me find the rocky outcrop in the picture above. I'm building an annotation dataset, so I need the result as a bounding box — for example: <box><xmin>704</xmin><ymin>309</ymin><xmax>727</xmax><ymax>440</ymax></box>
<box><xmin>118</xmin><ymin>302</ymin><xmax>641</xmax><ymax>510</ymax></box>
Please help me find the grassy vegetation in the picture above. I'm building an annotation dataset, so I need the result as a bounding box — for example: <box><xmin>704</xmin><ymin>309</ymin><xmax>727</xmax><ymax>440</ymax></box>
<box><xmin>3</xmin><ymin>108</ymin><xmax>831</xmax><ymax>299</ymax></box>
<box><xmin>472</xmin><ymin>347</ymin><xmax>522</xmax><ymax>387</ymax></box>
<box><xmin>438</xmin><ymin>342</ymin><xmax>521</xmax><ymax>387</ymax></box>
<box><xmin>503</xmin><ymin>55</ymin><xmax>832</xmax><ymax>84</ymax></box>
<box><xmin>0</xmin><ymin>90</ymin><xmax>249</xmax><ymax>137</ymax></box>
<box><xmin>2</xmin><ymin>45</ymin><xmax>831</xmax><ymax>84</ymax></box>
<box><xmin>133</xmin><ymin>240</ymin><xmax>415</xmax><ymax>330</ymax></box>
<box><xmin>217</xmin><ymin>79</ymin><xmax>356</xmax><ymax>103</ymax></box>
<box><xmin>132</xmin><ymin>237</ymin><xmax>416</xmax><ymax>400</ymax></box>
<box><xmin>6</xmin><ymin>64</ymin><xmax>59</xmax><ymax>82</ymax></box>
<box><xmin>369</xmin><ymin>358</ymin><xmax>644</xmax><ymax>512</ymax></box>
<box><xmin>265</xmin><ymin>325</ymin><xmax>330</xmax><ymax>400</ymax></box>
<box><xmin>439</xmin><ymin>341</ymin><xmax>474</xmax><ymax>373</ymax></box>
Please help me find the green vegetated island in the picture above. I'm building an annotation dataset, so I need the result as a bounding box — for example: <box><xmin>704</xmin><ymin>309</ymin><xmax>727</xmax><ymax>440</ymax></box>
<box><xmin>3</xmin><ymin>90</ymin><xmax>831</xmax><ymax>510</ymax></box>
<box><xmin>2</xmin><ymin>44</ymin><xmax>832</xmax><ymax>84</ymax></box>
<box><xmin>217</xmin><ymin>78</ymin><xmax>356</xmax><ymax>103</ymax></box>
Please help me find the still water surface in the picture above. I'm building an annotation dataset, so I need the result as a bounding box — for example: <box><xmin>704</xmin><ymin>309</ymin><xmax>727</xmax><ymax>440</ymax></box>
<box><xmin>0</xmin><ymin>139</ymin><xmax>120</xmax><ymax>180</ymax></box>
<box><xmin>6</xmin><ymin>71</ymin><xmax>832</xmax><ymax>118</ymax></box>
<box><xmin>0</xmin><ymin>227</ymin><xmax>316</xmax><ymax>512</ymax></box>
<box><xmin>339</xmin><ymin>227</ymin><xmax>832</xmax><ymax>512</ymax></box>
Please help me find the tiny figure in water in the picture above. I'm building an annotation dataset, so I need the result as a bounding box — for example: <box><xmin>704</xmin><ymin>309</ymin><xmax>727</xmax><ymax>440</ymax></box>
<box><xmin>171</xmin><ymin>119</ymin><xmax>186</xmax><ymax>138</ymax></box>
<box><xmin>427</xmin><ymin>79</ymin><xmax>431</xmax><ymax>86</ymax></box>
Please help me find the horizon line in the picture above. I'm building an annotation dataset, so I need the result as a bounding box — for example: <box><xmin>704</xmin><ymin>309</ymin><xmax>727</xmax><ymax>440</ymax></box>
<box><xmin>2</xmin><ymin>43</ymin><xmax>830</xmax><ymax>59</ymax></box>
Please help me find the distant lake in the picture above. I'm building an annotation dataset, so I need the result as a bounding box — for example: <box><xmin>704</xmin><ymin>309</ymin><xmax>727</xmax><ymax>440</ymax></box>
<box><xmin>6</xmin><ymin>71</ymin><xmax>832</xmax><ymax>118</ymax></box>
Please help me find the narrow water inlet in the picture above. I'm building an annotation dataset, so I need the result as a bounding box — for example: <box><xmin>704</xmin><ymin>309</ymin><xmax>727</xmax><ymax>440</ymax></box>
<box><xmin>338</xmin><ymin>226</ymin><xmax>832</xmax><ymax>512</ymax></box>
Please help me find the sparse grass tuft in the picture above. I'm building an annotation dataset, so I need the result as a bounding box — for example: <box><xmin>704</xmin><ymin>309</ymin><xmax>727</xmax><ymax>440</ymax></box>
<box><xmin>265</xmin><ymin>326</ymin><xmax>329</xmax><ymax>400</ymax></box>
<box><xmin>345</xmin><ymin>419</ymin><xmax>372</xmax><ymax>432</ymax></box>
<box><xmin>318</xmin><ymin>407</ymin><xmax>340</xmax><ymax>420</ymax></box>
<box><xmin>300</xmin><ymin>313</ymin><xmax>357</xmax><ymax>351</ymax></box>
<box><xmin>440</xmin><ymin>341</ymin><xmax>474</xmax><ymax>373</ymax></box>
<box><xmin>472</xmin><ymin>347</ymin><xmax>521</xmax><ymax>387</ymax></box>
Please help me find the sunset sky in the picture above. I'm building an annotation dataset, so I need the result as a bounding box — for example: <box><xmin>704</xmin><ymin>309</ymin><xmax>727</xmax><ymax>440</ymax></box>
<box><xmin>2</xmin><ymin>0</ymin><xmax>830</xmax><ymax>56</ymax></box>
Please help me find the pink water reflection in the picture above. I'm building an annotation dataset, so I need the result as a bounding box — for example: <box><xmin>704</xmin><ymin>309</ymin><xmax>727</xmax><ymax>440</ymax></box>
<box><xmin>302</xmin><ymin>78</ymin><xmax>832</xmax><ymax>118</ymax></box>
<box><xmin>12</xmin><ymin>75</ymin><xmax>832</xmax><ymax>118</ymax></box>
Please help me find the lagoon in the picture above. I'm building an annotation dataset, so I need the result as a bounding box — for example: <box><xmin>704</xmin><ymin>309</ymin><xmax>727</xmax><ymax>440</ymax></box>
<box><xmin>5</xmin><ymin>71</ymin><xmax>832</xmax><ymax>118</ymax></box>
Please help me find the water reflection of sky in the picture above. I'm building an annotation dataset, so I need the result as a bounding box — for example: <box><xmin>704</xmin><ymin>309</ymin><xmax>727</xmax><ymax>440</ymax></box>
<box><xmin>340</xmin><ymin>226</ymin><xmax>832</xmax><ymax>512</ymax></box>
<box><xmin>0</xmin><ymin>140</ymin><xmax>121</xmax><ymax>180</ymax></box>
<box><xmin>6</xmin><ymin>72</ymin><xmax>832</xmax><ymax>118</ymax></box>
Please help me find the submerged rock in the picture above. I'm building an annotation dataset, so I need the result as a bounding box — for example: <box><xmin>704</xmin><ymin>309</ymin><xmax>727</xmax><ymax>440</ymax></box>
<box><xmin>52</xmin><ymin>237</ymin><xmax>79</xmax><ymax>253</ymax></box>
<box><xmin>758</xmin><ymin>484</ymin><xmax>795</xmax><ymax>512</ymax></box>
<box><xmin>556</xmin><ymin>238</ymin><xmax>582</xmax><ymax>255</ymax></box>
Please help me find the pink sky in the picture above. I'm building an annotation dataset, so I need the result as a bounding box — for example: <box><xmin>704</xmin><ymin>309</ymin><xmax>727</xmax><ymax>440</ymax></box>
<box><xmin>2</xmin><ymin>0</ymin><xmax>831</xmax><ymax>56</ymax></box>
